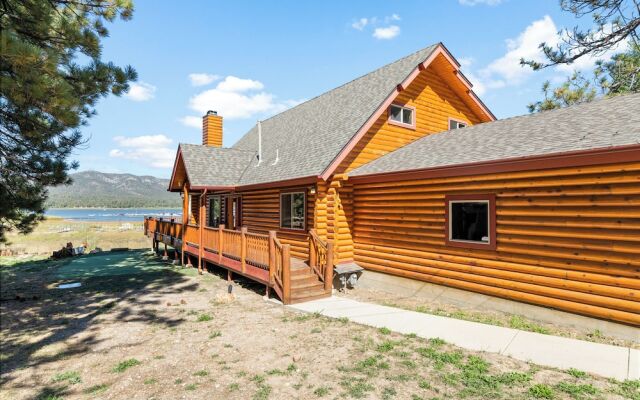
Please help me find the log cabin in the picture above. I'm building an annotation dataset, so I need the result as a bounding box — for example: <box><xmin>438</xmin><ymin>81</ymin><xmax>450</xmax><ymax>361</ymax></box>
<box><xmin>145</xmin><ymin>42</ymin><xmax>640</xmax><ymax>326</ymax></box>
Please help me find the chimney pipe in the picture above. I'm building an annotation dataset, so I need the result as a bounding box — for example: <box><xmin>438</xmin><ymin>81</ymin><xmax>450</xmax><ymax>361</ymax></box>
<box><xmin>202</xmin><ymin>110</ymin><xmax>223</xmax><ymax>147</ymax></box>
<box><xmin>257</xmin><ymin>120</ymin><xmax>262</xmax><ymax>165</ymax></box>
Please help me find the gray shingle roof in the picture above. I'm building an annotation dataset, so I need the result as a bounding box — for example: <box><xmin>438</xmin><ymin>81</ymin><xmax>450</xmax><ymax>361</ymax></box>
<box><xmin>349</xmin><ymin>93</ymin><xmax>640</xmax><ymax>177</ymax></box>
<box><xmin>179</xmin><ymin>144</ymin><xmax>254</xmax><ymax>187</ymax></box>
<box><xmin>178</xmin><ymin>44</ymin><xmax>440</xmax><ymax>187</ymax></box>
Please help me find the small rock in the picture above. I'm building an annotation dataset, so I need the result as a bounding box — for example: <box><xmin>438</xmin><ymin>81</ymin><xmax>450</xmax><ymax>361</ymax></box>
<box><xmin>292</xmin><ymin>355</ymin><xmax>302</xmax><ymax>362</ymax></box>
<box><xmin>180</xmin><ymin>299</ymin><xmax>187</xmax><ymax>305</ymax></box>
<box><xmin>166</xmin><ymin>302</ymin><xmax>172</xmax><ymax>306</ymax></box>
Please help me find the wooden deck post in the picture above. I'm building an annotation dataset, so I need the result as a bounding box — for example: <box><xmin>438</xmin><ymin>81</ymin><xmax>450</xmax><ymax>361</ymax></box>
<box><xmin>181</xmin><ymin>185</ymin><xmax>189</xmax><ymax>266</ymax></box>
<box><xmin>219</xmin><ymin>224</ymin><xmax>225</xmax><ymax>264</ymax></box>
<box><xmin>325</xmin><ymin>242</ymin><xmax>334</xmax><ymax>292</ymax></box>
<box><xmin>282</xmin><ymin>244</ymin><xmax>291</xmax><ymax>304</ymax></box>
<box><xmin>240</xmin><ymin>227</ymin><xmax>247</xmax><ymax>273</ymax></box>
<box><xmin>198</xmin><ymin>192</ymin><xmax>206</xmax><ymax>275</ymax></box>
<box><xmin>268</xmin><ymin>231</ymin><xmax>276</xmax><ymax>284</ymax></box>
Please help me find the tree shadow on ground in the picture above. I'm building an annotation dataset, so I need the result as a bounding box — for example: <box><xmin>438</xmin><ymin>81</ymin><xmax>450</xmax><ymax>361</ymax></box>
<box><xmin>0</xmin><ymin>250</ymin><xmax>195</xmax><ymax>382</ymax></box>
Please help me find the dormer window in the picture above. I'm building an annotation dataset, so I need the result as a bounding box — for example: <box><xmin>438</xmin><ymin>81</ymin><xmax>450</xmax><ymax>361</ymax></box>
<box><xmin>388</xmin><ymin>104</ymin><xmax>415</xmax><ymax>129</ymax></box>
<box><xmin>449</xmin><ymin>118</ymin><xmax>467</xmax><ymax>130</ymax></box>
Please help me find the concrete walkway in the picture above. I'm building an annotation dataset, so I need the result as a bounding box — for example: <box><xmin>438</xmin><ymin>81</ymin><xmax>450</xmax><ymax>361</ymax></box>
<box><xmin>288</xmin><ymin>296</ymin><xmax>639</xmax><ymax>381</ymax></box>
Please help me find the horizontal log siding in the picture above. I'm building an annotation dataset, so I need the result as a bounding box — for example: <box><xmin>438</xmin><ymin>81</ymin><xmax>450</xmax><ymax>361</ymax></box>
<box><xmin>351</xmin><ymin>161</ymin><xmax>640</xmax><ymax>325</ymax></box>
<box><xmin>236</xmin><ymin>187</ymin><xmax>315</xmax><ymax>260</ymax></box>
<box><xmin>337</xmin><ymin>64</ymin><xmax>485</xmax><ymax>174</ymax></box>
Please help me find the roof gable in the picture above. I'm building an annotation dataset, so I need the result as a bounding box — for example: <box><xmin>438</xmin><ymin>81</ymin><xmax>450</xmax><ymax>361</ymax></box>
<box><xmin>348</xmin><ymin>93</ymin><xmax>640</xmax><ymax>178</ymax></box>
<box><xmin>171</xmin><ymin>43</ymin><xmax>495</xmax><ymax>189</ymax></box>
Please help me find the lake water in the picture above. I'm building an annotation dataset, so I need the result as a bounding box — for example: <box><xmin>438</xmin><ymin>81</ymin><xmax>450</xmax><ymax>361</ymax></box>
<box><xmin>46</xmin><ymin>208</ymin><xmax>182</xmax><ymax>222</ymax></box>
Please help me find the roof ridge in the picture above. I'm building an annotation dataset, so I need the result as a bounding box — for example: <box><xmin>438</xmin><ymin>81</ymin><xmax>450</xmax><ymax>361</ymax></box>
<box><xmin>180</xmin><ymin>143</ymin><xmax>255</xmax><ymax>153</ymax></box>
<box><xmin>243</xmin><ymin>43</ymin><xmax>440</xmax><ymax>127</ymax></box>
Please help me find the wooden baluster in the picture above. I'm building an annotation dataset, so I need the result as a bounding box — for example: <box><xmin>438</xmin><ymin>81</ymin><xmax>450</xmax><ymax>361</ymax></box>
<box><xmin>309</xmin><ymin>230</ymin><xmax>317</xmax><ymax>269</ymax></box>
<box><xmin>240</xmin><ymin>227</ymin><xmax>247</xmax><ymax>273</ymax></box>
<box><xmin>325</xmin><ymin>242</ymin><xmax>334</xmax><ymax>292</ymax></box>
<box><xmin>268</xmin><ymin>231</ymin><xmax>276</xmax><ymax>285</ymax></box>
<box><xmin>219</xmin><ymin>224</ymin><xmax>225</xmax><ymax>264</ymax></box>
<box><xmin>282</xmin><ymin>244</ymin><xmax>291</xmax><ymax>304</ymax></box>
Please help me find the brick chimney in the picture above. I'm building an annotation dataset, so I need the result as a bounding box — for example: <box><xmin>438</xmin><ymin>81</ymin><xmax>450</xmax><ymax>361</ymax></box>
<box><xmin>202</xmin><ymin>110</ymin><xmax>223</xmax><ymax>147</ymax></box>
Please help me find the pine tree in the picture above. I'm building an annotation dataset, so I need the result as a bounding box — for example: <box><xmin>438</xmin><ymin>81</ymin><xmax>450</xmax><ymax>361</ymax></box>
<box><xmin>0</xmin><ymin>0</ymin><xmax>137</xmax><ymax>242</ymax></box>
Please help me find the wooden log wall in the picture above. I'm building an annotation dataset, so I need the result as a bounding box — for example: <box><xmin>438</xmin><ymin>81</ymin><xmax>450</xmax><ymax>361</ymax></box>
<box><xmin>351</xmin><ymin>161</ymin><xmax>640</xmax><ymax>325</ymax></box>
<box><xmin>208</xmin><ymin>187</ymin><xmax>316</xmax><ymax>260</ymax></box>
<box><xmin>337</xmin><ymin>60</ymin><xmax>486</xmax><ymax>174</ymax></box>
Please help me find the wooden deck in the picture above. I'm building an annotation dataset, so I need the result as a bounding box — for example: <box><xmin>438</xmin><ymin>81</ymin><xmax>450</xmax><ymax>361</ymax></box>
<box><xmin>144</xmin><ymin>217</ymin><xmax>333</xmax><ymax>304</ymax></box>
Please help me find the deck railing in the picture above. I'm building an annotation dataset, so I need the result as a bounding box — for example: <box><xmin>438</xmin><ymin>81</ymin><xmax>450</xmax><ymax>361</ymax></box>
<box><xmin>271</xmin><ymin>235</ymin><xmax>291</xmax><ymax>303</ymax></box>
<box><xmin>184</xmin><ymin>224</ymin><xmax>199</xmax><ymax>246</ymax></box>
<box><xmin>309</xmin><ymin>229</ymin><xmax>334</xmax><ymax>291</ymax></box>
<box><xmin>144</xmin><ymin>217</ymin><xmax>294</xmax><ymax>304</ymax></box>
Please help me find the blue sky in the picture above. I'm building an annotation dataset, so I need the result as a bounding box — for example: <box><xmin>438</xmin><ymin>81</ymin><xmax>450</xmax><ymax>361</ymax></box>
<box><xmin>79</xmin><ymin>0</ymin><xmax>624</xmax><ymax>178</ymax></box>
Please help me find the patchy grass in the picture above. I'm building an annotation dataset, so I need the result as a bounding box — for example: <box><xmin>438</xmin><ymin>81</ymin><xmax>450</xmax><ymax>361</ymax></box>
<box><xmin>197</xmin><ymin>313</ymin><xmax>212</xmax><ymax>322</ymax></box>
<box><xmin>529</xmin><ymin>383</ymin><xmax>555</xmax><ymax>399</ymax></box>
<box><xmin>2</xmin><ymin>250</ymin><xmax>636</xmax><ymax>400</ymax></box>
<box><xmin>84</xmin><ymin>383</ymin><xmax>109</xmax><ymax>395</ymax></box>
<box><xmin>51</xmin><ymin>370</ymin><xmax>81</xmax><ymax>384</ymax></box>
<box><xmin>313</xmin><ymin>386</ymin><xmax>330</xmax><ymax>397</ymax></box>
<box><xmin>112</xmin><ymin>358</ymin><xmax>141</xmax><ymax>373</ymax></box>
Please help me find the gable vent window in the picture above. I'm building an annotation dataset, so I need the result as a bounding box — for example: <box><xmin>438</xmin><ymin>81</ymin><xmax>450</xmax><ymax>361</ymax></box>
<box><xmin>449</xmin><ymin>119</ymin><xmax>467</xmax><ymax>130</ymax></box>
<box><xmin>389</xmin><ymin>104</ymin><xmax>415</xmax><ymax>129</ymax></box>
<box><xmin>445</xmin><ymin>194</ymin><xmax>496</xmax><ymax>250</ymax></box>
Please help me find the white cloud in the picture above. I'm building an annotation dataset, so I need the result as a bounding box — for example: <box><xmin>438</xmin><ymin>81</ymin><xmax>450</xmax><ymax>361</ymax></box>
<box><xmin>386</xmin><ymin>14</ymin><xmax>401</xmax><ymax>22</ymax></box>
<box><xmin>352</xmin><ymin>15</ymin><xmax>401</xmax><ymax>39</ymax></box>
<box><xmin>460</xmin><ymin>15</ymin><xmax>628</xmax><ymax>97</ymax></box>
<box><xmin>184</xmin><ymin>76</ymin><xmax>302</xmax><ymax>121</ymax></box>
<box><xmin>188</xmin><ymin>73</ymin><xmax>220</xmax><ymax>86</ymax></box>
<box><xmin>109</xmin><ymin>134</ymin><xmax>175</xmax><ymax>168</ymax></box>
<box><xmin>352</xmin><ymin>18</ymin><xmax>368</xmax><ymax>31</ymax></box>
<box><xmin>216</xmin><ymin>76</ymin><xmax>264</xmax><ymax>92</ymax></box>
<box><xmin>373</xmin><ymin>25</ymin><xmax>400</xmax><ymax>40</ymax></box>
<box><xmin>180</xmin><ymin>116</ymin><xmax>202</xmax><ymax>129</ymax></box>
<box><xmin>459</xmin><ymin>0</ymin><xmax>504</xmax><ymax>5</ymax></box>
<box><xmin>481</xmin><ymin>16</ymin><xmax>559</xmax><ymax>86</ymax></box>
<box><xmin>125</xmin><ymin>82</ymin><xmax>156</xmax><ymax>101</ymax></box>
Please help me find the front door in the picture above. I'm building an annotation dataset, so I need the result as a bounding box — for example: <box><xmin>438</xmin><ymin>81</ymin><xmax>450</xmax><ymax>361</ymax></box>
<box><xmin>226</xmin><ymin>195</ymin><xmax>242</xmax><ymax>230</ymax></box>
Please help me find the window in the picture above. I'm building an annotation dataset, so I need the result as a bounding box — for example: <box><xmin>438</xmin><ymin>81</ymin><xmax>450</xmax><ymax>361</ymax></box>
<box><xmin>445</xmin><ymin>194</ymin><xmax>496</xmax><ymax>250</ymax></box>
<box><xmin>449</xmin><ymin>119</ymin><xmax>467</xmax><ymax>130</ymax></box>
<box><xmin>207</xmin><ymin>196</ymin><xmax>223</xmax><ymax>227</ymax></box>
<box><xmin>280</xmin><ymin>191</ymin><xmax>306</xmax><ymax>230</ymax></box>
<box><xmin>389</xmin><ymin>104</ymin><xmax>415</xmax><ymax>128</ymax></box>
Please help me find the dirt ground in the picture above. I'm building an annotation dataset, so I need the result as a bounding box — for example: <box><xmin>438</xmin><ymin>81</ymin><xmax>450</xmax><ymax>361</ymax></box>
<box><xmin>1</xmin><ymin>250</ymin><xmax>638</xmax><ymax>400</ymax></box>
<box><xmin>339</xmin><ymin>287</ymin><xmax>639</xmax><ymax>349</ymax></box>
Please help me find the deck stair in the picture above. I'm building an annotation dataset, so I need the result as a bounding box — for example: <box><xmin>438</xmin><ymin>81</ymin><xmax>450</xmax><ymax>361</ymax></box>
<box><xmin>145</xmin><ymin>217</ymin><xmax>334</xmax><ymax>305</ymax></box>
<box><xmin>290</xmin><ymin>261</ymin><xmax>331</xmax><ymax>303</ymax></box>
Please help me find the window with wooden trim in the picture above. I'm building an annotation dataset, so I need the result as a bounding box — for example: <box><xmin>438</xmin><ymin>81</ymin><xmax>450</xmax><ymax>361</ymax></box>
<box><xmin>389</xmin><ymin>104</ymin><xmax>415</xmax><ymax>128</ymax></box>
<box><xmin>445</xmin><ymin>194</ymin><xmax>496</xmax><ymax>250</ymax></box>
<box><xmin>449</xmin><ymin>119</ymin><xmax>467</xmax><ymax>130</ymax></box>
<box><xmin>280</xmin><ymin>191</ymin><xmax>305</xmax><ymax>230</ymax></box>
<box><xmin>207</xmin><ymin>196</ymin><xmax>223</xmax><ymax>228</ymax></box>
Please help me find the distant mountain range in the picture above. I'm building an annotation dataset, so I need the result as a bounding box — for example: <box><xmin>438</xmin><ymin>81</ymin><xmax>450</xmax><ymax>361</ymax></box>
<box><xmin>47</xmin><ymin>171</ymin><xmax>181</xmax><ymax>208</ymax></box>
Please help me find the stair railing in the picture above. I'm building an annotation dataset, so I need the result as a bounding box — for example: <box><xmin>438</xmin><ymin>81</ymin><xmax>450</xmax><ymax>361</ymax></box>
<box><xmin>309</xmin><ymin>229</ymin><xmax>334</xmax><ymax>292</ymax></box>
<box><xmin>269</xmin><ymin>232</ymin><xmax>291</xmax><ymax>304</ymax></box>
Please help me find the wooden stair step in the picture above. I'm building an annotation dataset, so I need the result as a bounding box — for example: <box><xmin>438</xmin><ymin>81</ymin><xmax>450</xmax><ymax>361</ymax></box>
<box><xmin>290</xmin><ymin>280</ymin><xmax>324</xmax><ymax>291</ymax></box>
<box><xmin>290</xmin><ymin>274</ymin><xmax>319</xmax><ymax>285</ymax></box>
<box><xmin>289</xmin><ymin>289</ymin><xmax>331</xmax><ymax>304</ymax></box>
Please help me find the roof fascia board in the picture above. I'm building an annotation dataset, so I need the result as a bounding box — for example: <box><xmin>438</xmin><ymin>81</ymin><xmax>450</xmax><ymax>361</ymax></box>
<box><xmin>168</xmin><ymin>146</ymin><xmax>187</xmax><ymax>192</ymax></box>
<box><xmin>320</xmin><ymin>44</ymin><xmax>494</xmax><ymax>181</ymax></box>
<box><xmin>348</xmin><ymin>144</ymin><xmax>640</xmax><ymax>184</ymax></box>
<box><xmin>187</xmin><ymin>175</ymin><xmax>317</xmax><ymax>193</ymax></box>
